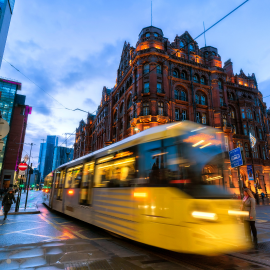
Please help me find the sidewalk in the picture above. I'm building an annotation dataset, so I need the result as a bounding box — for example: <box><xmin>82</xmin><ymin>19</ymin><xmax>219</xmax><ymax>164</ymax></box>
<box><xmin>1</xmin><ymin>190</ymin><xmax>40</xmax><ymax>215</ymax></box>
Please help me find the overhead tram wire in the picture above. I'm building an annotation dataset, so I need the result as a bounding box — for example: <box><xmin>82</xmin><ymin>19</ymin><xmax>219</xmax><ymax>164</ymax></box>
<box><xmin>2</xmin><ymin>1</ymin><xmax>249</xmax><ymax>116</ymax></box>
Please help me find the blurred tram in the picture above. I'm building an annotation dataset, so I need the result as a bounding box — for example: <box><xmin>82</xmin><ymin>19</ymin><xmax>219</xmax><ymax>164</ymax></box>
<box><xmin>44</xmin><ymin>121</ymin><xmax>249</xmax><ymax>255</ymax></box>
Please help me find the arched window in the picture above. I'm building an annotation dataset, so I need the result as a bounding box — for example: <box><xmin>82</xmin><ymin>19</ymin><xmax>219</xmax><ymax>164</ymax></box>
<box><xmin>181</xmin><ymin>71</ymin><xmax>187</xmax><ymax>79</ymax></box>
<box><xmin>127</xmin><ymin>95</ymin><xmax>132</xmax><ymax>109</ymax></box>
<box><xmin>173</xmin><ymin>69</ymin><xmax>179</xmax><ymax>78</ymax></box>
<box><xmin>193</xmin><ymin>74</ymin><xmax>199</xmax><ymax>83</ymax></box>
<box><xmin>200</xmin><ymin>76</ymin><xmax>206</xmax><ymax>85</ymax></box>
<box><xmin>156</xmin><ymin>64</ymin><xmax>162</xmax><ymax>74</ymax></box>
<box><xmin>218</xmin><ymin>80</ymin><xmax>223</xmax><ymax>89</ymax></box>
<box><xmin>143</xmin><ymin>64</ymin><xmax>149</xmax><ymax>74</ymax></box>
<box><xmin>145</xmin><ymin>33</ymin><xmax>150</xmax><ymax>37</ymax></box>
<box><xmin>143</xmin><ymin>102</ymin><xmax>149</xmax><ymax>116</ymax></box>
<box><xmin>228</xmin><ymin>92</ymin><xmax>234</xmax><ymax>100</ymax></box>
<box><xmin>158</xmin><ymin>101</ymin><xmax>164</xmax><ymax>116</ymax></box>
<box><xmin>201</xmin><ymin>95</ymin><xmax>206</xmax><ymax>105</ymax></box>
<box><xmin>245</xmin><ymin>143</ymin><xmax>250</xmax><ymax>157</ymax></box>
<box><xmin>189</xmin><ymin>44</ymin><xmax>194</xmax><ymax>51</ymax></box>
<box><xmin>154</xmin><ymin>33</ymin><xmax>158</xmax><ymax>37</ymax></box>
<box><xmin>247</xmin><ymin>109</ymin><xmax>253</xmax><ymax>119</ymax></box>
<box><xmin>180</xmin><ymin>41</ymin><xmax>185</xmax><ymax>48</ymax></box>
<box><xmin>181</xmin><ymin>90</ymin><xmax>187</xmax><ymax>101</ymax></box>
<box><xmin>174</xmin><ymin>89</ymin><xmax>180</xmax><ymax>100</ymax></box>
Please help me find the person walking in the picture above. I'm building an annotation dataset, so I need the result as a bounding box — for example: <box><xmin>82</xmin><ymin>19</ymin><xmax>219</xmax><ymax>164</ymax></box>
<box><xmin>242</xmin><ymin>188</ymin><xmax>258</xmax><ymax>249</ymax></box>
<box><xmin>1</xmin><ymin>188</ymin><xmax>16</xmax><ymax>220</ymax></box>
<box><xmin>261</xmin><ymin>192</ymin><xmax>265</xmax><ymax>205</ymax></box>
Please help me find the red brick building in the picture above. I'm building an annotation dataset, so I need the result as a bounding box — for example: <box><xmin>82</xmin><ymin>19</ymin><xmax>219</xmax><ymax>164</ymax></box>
<box><xmin>74</xmin><ymin>26</ymin><xmax>270</xmax><ymax>194</ymax></box>
<box><xmin>1</xmin><ymin>94</ymin><xmax>32</xmax><ymax>188</ymax></box>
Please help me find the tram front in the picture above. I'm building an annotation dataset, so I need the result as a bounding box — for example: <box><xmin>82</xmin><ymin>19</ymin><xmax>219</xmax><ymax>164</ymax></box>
<box><xmin>134</xmin><ymin>123</ymin><xmax>250</xmax><ymax>255</ymax></box>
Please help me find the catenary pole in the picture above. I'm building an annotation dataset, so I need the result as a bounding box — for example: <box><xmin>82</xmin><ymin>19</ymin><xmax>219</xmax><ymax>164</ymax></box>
<box><xmin>25</xmin><ymin>143</ymin><xmax>33</xmax><ymax>209</ymax></box>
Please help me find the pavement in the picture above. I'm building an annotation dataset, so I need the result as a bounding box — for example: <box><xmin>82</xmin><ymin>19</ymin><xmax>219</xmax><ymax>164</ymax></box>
<box><xmin>0</xmin><ymin>190</ymin><xmax>40</xmax><ymax>215</ymax></box>
<box><xmin>1</xmin><ymin>191</ymin><xmax>270</xmax><ymax>269</ymax></box>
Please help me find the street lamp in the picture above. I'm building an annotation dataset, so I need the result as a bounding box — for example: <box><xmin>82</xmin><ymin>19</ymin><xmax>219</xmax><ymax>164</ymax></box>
<box><xmin>134</xmin><ymin>127</ymin><xmax>141</xmax><ymax>133</ymax></box>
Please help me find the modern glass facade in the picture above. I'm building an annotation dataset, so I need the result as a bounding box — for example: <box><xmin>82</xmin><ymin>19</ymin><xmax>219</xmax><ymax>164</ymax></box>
<box><xmin>0</xmin><ymin>79</ymin><xmax>20</xmax><ymax>172</ymax></box>
<box><xmin>52</xmin><ymin>146</ymin><xmax>73</xmax><ymax>171</ymax></box>
<box><xmin>8</xmin><ymin>0</ymin><xmax>15</xmax><ymax>13</ymax></box>
<box><xmin>38</xmin><ymin>136</ymin><xmax>58</xmax><ymax>181</ymax></box>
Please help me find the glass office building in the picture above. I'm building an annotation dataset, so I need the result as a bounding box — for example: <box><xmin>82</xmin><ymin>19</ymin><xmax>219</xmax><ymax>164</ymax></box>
<box><xmin>52</xmin><ymin>146</ymin><xmax>73</xmax><ymax>171</ymax></box>
<box><xmin>0</xmin><ymin>0</ymin><xmax>15</xmax><ymax>67</ymax></box>
<box><xmin>0</xmin><ymin>77</ymin><xmax>21</xmax><ymax>172</ymax></box>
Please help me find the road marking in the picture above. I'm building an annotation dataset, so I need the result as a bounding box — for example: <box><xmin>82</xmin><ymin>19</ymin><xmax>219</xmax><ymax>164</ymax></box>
<box><xmin>39</xmin><ymin>215</ymin><xmax>77</xmax><ymax>239</ymax></box>
<box><xmin>0</xmin><ymin>225</ymin><xmax>45</xmax><ymax>235</ymax></box>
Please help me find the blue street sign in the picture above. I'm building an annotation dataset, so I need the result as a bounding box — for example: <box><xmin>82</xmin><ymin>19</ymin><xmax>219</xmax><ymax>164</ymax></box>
<box><xmin>229</xmin><ymin>147</ymin><xmax>243</xmax><ymax>168</ymax></box>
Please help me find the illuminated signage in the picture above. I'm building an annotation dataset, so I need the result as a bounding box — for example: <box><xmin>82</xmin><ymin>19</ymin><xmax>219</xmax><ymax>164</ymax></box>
<box><xmin>249</xmin><ymin>133</ymin><xmax>256</xmax><ymax>148</ymax></box>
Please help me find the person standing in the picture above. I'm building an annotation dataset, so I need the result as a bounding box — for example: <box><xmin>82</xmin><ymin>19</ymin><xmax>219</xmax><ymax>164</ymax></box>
<box><xmin>242</xmin><ymin>188</ymin><xmax>258</xmax><ymax>249</ymax></box>
<box><xmin>261</xmin><ymin>192</ymin><xmax>265</xmax><ymax>205</ymax></box>
<box><xmin>1</xmin><ymin>188</ymin><xmax>16</xmax><ymax>220</ymax></box>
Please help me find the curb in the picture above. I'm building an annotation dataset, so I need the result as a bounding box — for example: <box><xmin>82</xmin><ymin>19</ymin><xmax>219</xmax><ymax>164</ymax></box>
<box><xmin>7</xmin><ymin>210</ymin><xmax>40</xmax><ymax>215</ymax></box>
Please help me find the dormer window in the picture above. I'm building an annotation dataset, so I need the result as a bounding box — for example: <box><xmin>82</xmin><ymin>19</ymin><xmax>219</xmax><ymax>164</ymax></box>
<box><xmin>154</xmin><ymin>33</ymin><xmax>158</xmax><ymax>37</ymax></box>
<box><xmin>146</xmin><ymin>33</ymin><xmax>150</xmax><ymax>37</ymax></box>
<box><xmin>180</xmin><ymin>41</ymin><xmax>184</xmax><ymax>48</ymax></box>
<box><xmin>189</xmin><ymin>44</ymin><xmax>194</xmax><ymax>51</ymax></box>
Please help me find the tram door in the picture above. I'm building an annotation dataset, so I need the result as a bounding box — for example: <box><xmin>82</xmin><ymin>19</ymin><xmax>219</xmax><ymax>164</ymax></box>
<box><xmin>80</xmin><ymin>161</ymin><xmax>95</xmax><ymax>206</ymax></box>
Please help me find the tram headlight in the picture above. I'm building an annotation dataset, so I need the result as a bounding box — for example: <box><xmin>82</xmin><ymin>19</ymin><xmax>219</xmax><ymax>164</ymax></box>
<box><xmin>191</xmin><ymin>211</ymin><xmax>218</xmax><ymax>221</ymax></box>
<box><xmin>228</xmin><ymin>210</ymin><xmax>249</xmax><ymax>216</ymax></box>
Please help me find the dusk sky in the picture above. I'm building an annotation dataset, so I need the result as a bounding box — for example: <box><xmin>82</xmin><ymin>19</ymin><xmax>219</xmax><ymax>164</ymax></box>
<box><xmin>1</xmin><ymin>0</ymin><xmax>269</xmax><ymax>168</ymax></box>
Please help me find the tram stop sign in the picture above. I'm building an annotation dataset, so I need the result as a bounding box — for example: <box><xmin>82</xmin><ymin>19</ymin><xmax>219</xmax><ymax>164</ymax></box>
<box><xmin>18</xmin><ymin>162</ymin><xmax>28</xmax><ymax>171</ymax></box>
<box><xmin>229</xmin><ymin>147</ymin><xmax>243</xmax><ymax>168</ymax></box>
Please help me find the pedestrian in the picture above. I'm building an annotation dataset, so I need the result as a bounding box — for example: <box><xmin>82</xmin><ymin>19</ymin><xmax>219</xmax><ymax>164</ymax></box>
<box><xmin>261</xmin><ymin>192</ymin><xmax>265</xmax><ymax>205</ymax></box>
<box><xmin>1</xmin><ymin>188</ymin><xmax>16</xmax><ymax>220</ymax></box>
<box><xmin>0</xmin><ymin>188</ymin><xmax>3</xmax><ymax>198</ymax></box>
<box><xmin>242</xmin><ymin>188</ymin><xmax>258</xmax><ymax>249</ymax></box>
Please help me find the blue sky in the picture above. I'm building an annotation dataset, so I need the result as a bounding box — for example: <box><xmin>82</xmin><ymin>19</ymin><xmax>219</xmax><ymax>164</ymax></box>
<box><xmin>1</xmin><ymin>0</ymin><xmax>269</xmax><ymax>167</ymax></box>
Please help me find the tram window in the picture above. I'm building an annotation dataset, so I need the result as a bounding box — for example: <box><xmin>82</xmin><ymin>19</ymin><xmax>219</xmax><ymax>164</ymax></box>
<box><xmin>65</xmin><ymin>166</ymin><xmax>83</xmax><ymax>188</ymax></box>
<box><xmin>57</xmin><ymin>171</ymin><xmax>65</xmax><ymax>200</ymax></box>
<box><xmin>94</xmin><ymin>157</ymin><xmax>135</xmax><ymax>188</ymax></box>
<box><xmin>79</xmin><ymin>162</ymin><xmax>95</xmax><ymax>205</ymax></box>
<box><xmin>55</xmin><ymin>171</ymin><xmax>61</xmax><ymax>188</ymax></box>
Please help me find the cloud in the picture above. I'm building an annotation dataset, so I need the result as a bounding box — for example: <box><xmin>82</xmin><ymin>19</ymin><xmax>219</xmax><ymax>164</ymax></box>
<box><xmin>83</xmin><ymin>98</ymin><xmax>96</xmax><ymax>108</ymax></box>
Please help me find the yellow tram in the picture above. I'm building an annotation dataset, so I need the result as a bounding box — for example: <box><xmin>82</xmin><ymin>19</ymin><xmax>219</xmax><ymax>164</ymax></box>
<box><xmin>44</xmin><ymin>121</ymin><xmax>249</xmax><ymax>255</ymax></box>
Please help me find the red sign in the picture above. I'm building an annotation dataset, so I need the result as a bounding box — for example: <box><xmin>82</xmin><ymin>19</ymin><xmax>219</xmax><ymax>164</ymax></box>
<box><xmin>18</xmin><ymin>163</ymin><xmax>28</xmax><ymax>171</ymax></box>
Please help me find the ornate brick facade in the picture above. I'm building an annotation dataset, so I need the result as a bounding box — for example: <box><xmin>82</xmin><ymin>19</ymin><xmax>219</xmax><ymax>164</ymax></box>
<box><xmin>74</xmin><ymin>26</ymin><xmax>270</xmax><ymax>194</ymax></box>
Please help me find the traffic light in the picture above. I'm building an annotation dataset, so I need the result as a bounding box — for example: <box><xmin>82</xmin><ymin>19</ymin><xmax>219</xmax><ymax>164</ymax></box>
<box><xmin>20</xmin><ymin>184</ymin><xmax>25</xmax><ymax>188</ymax></box>
<box><xmin>31</xmin><ymin>185</ymin><xmax>35</xmax><ymax>187</ymax></box>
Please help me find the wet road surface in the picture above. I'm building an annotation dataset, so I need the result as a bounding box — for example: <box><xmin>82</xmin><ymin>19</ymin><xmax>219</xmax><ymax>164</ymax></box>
<box><xmin>1</xmin><ymin>191</ymin><xmax>270</xmax><ymax>269</ymax></box>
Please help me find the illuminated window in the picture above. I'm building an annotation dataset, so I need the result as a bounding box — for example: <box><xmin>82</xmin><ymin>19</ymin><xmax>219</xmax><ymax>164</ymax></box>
<box><xmin>232</xmin><ymin>124</ymin><xmax>236</xmax><ymax>134</ymax></box>
<box><xmin>158</xmin><ymin>102</ymin><xmax>164</xmax><ymax>116</ymax></box>
<box><xmin>229</xmin><ymin>107</ymin><xmax>235</xmax><ymax>119</ymax></box>
<box><xmin>156</xmin><ymin>64</ymin><xmax>162</xmax><ymax>74</ymax></box>
<box><xmin>143</xmin><ymin>102</ymin><xmax>150</xmax><ymax>116</ymax></box>
<box><xmin>173</xmin><ymin>69</ymin><xmax>179</xmax><ymax>78</ymax></box>
<box><xmin>65</xmin><ymin>166</ymin><xmax>83</xmax><ymax>188</ymax></box>
<box><xmin>223</xmin><ymin>114</ymin><xmax>227</xmax><ymax>127</ymax></box>
<box><xmin>80</xmin><ymin>162</ymin><xmax>95</xmax><ymax>205</ymax></box>
<box><xmin>144</xmin><ymin>64</ymin><xmax>149</xmax><ymax>74</ymax></box>
<box><xmin>175</xmin><ymin>108</ymin><xmax>180</xmax><ymax>120</ymax></box>
<box><xmin>182</xmin><ymin>110</ymin><xmax>187</xmax><ymax>120</ymax></box>
<box><xmin>202</xmin><ymin>113</ymin><xmax>207</xmax><ymax>125</ymax></box>
<box><xmin>144</xmin><ymin>83</ymin><xmax>150</xmax><ymax>93</ymax></box>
